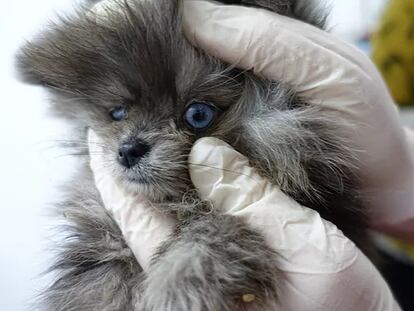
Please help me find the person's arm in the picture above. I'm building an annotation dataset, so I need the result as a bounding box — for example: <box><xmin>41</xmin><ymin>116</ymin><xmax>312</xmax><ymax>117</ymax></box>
<box><xmin>183</xmin><ymin>0</ymin><xmax>414</xmax><ymax>242</ymax></box>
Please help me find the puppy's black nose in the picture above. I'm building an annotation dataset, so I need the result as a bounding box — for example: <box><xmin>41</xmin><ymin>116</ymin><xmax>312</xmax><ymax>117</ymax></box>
<box><xmin>117</xmin><ymin>142</ymin><xmax>150</xmax><ymax>168</ymax></box>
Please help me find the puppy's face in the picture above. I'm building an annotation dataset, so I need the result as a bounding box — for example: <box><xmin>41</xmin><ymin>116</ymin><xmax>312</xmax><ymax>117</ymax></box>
<box><xmin>17</xmin><ymin>0</ymin><xmax>354</xmax><ymax>207</ymax></box>
<box><xmin>18</xmin><ymin>1</ymin><xmax>244</xmax><ymax>201</ymax></box>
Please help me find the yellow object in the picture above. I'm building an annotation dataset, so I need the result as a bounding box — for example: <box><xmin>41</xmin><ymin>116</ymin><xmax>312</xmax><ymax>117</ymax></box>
<box><xmin>387</xmin><ymin>237</ymin><xmax>414</xmax><ymax>261</ymax></box>
<box><xmin>242</xmin><ymin>294</ymin><xmax>256</xmax><ymax>303</ymax></box>
<box><xmin>372</xmin><ymin>0</ymin><xmax>414</xmax><ymax>106</ymax></box>
<box><xmin>372</xmin><ymin>0</ymin><xmax>414</xmax><ymax>261</ymax></box>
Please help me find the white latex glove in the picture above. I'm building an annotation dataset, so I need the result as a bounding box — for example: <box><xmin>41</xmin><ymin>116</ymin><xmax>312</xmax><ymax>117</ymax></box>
<box><xmin>182</xmin><ymin>0</ymin><xmax>414</xmax><ymax>243</ymax></box>
<box><xmin>88</xmin><ymin>131</ymin><xmax>401</xmax><ymax>311</ymax></box>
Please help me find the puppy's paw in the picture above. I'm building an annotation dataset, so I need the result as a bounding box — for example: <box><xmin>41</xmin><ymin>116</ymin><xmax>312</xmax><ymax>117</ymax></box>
<box><xmin>140</xmin><ymin>214</ymin><xmax>279</xmax><ymax>311</ymax></box>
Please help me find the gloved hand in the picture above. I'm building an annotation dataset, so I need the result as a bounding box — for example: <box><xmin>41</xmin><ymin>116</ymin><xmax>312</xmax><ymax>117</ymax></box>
<box><xmin>182</xmin><ymin>0</ymin><xmax>414</xmax><ymax>243</ymax></box>
<box><xmin>89</xmin><ymin>131</ymin><xmax>401</xmax><ymax>310</ymax></box>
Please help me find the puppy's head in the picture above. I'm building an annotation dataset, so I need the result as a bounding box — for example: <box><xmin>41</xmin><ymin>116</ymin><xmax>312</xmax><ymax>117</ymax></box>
<box><xmin>17</xmin><ymin>0</ymin><xmax>354</xmax><ymax>208</ymax></box>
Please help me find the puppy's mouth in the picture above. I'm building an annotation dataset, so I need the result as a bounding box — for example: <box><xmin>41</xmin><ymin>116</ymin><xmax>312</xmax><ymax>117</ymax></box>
<box><xmin>113</xmin><ymin>155</ymin><xmax>191</xmax><ymax>202</ymax></box>
<box><xmin>117</xmin><ymin>159</ymin><xmax>151</xmax><ymax>184</ymax></box>
<box><xmin>122</xmin><ymin>168</ymin><xmax>150</xmax><ymax>185</ymax></box>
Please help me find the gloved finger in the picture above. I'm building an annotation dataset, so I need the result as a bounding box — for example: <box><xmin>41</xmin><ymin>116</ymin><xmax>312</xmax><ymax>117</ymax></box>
<box><xmin>182</xmin><ymin>0</ymin><xmax>381</xmax><ymax>101</ymax></box>
<box><xmin>189</xmin><ymin>137</ymin><xmax>401</xmax><ymax>311</ymax></box>
<box><xmin>88</xmin><ymin>129</ymin><xmax>176</xmax><ymax>270</ymax></box>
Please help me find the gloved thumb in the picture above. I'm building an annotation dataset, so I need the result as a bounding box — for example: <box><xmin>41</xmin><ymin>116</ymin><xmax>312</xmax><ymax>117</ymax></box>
<box><xmin>189</xmin><ymin>137</ymin><xmax>275</xmax><ymax>214</ymax></box>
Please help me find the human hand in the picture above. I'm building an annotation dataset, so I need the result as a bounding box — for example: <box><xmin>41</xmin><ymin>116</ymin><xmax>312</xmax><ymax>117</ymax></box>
<box><xmin>182</xmin><ymin>0</ymin><xmax>414</xmax><ymax>242</ymax></box>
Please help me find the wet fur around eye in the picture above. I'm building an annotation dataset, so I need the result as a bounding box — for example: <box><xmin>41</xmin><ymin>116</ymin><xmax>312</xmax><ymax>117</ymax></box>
<box><xmin>16</xmin><ymin>0</ymin><xmax>375</xmax><ymax>310</ymax></box>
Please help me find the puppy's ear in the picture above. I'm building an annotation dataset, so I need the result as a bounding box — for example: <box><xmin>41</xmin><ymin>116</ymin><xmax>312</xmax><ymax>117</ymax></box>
<box><xmin>15</xmin><ymin>1</ymin><xmax>101</xmax><ymax>87</ymax></box>
<box><xmin>16</xmin><ymin>37</ymin><xmax>58</xmax><ymax>87</ymax></box>
<box><xmin>15</xmin><ymin>13</ymin><xmax>86</xmax><ymax>89</ymax></box>
<box><xmin>15</xmin><ymin>0</ymin><xmax>181</xmax><ymax>94</ymax></box>
<box><xmin>15</xmin><ymin>10</ymin><xmax>126</xmax><ymax>99</ymax></box>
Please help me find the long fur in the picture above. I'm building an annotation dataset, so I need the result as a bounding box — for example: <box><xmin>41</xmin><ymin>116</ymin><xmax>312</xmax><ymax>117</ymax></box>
<box><xmin>17</xmin><ymin>0</ymin><xmax>374</xmax><ymax>310</ymax></box>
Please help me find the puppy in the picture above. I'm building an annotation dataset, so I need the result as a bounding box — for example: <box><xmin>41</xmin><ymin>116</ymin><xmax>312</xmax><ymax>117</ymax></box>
<box><xmin>17</xmin><ymin>0</ymin><xmax>374</xmax><ymax>310</ymax></box>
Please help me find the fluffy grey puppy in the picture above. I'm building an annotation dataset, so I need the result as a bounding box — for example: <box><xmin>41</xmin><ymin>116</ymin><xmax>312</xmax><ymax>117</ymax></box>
<box><xmin>17</xmin><ymin>0</ymin><xmax>374</xmax><ymax>310</ymax></box>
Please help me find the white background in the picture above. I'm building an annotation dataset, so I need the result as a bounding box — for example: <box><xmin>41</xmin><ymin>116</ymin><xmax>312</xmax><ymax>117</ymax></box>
<box><xmin>0</xmin><ymin>1</ymin><xmax>81</xmax><ymax>310</ymax></box>
<box><xmin>1</xmin><ymin>1</ymin><xmax>411</xmax><ymax>311</ymax></box>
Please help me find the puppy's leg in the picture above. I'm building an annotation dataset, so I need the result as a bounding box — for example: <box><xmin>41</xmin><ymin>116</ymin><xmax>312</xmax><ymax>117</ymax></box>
<box><xmin>141</xmin><ymin>213</ymin><xmax>279</xmax><ymax>311</ymax></box>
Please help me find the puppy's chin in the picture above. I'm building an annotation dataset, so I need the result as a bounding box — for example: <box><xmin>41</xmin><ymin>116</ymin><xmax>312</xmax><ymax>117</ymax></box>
<box><xmin>114</xmin><ymin>168</ymin><xmax>190</xmax><ymax>204</ymax></box>
<box><xmin>120</xmin><ymin>178</ymin><xmax>169</xmax><ymax>202</ymax></box>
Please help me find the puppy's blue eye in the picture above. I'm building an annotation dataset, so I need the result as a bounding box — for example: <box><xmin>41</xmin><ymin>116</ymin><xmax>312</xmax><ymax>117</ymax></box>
<box><xmin>184</xmin><ymin>101</ymin><xmax>216</xmax><ymax>130</ymax></box>
<box><xmin>110</xmin><ymin>106</ymin><xmax>127</xmax><ymax>121</ymax></box>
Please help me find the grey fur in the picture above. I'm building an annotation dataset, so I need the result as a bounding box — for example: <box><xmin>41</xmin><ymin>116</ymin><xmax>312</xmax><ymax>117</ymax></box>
<box><xmin>17</xmin><ymin>0</ymin><xmax>373</xmax><ymax>310</ymax></box>
<box><xmin>140</xmin><ymin>214</ymin><xmax>280</xmax><ymax>311</ymax></box>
